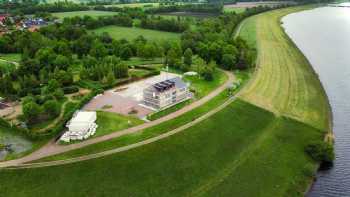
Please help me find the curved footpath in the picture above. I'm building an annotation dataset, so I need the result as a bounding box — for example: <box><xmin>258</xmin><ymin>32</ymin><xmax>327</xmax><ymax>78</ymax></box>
<box><xmin>0</xmin><ymin>70</ymin><xmax>235</xmax><ymax>168</ymax></box>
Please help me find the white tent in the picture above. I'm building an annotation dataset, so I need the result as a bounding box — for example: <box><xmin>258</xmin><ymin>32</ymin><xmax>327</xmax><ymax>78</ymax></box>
<box><xmin>68</xmin><ymin>111</ymin><xmax>96</xmax><ymax>133</ymax></box>
<box><xmin>60</xmin><ymin>111</ymin><xmax>97</xmax><ymax>142</ymax></box>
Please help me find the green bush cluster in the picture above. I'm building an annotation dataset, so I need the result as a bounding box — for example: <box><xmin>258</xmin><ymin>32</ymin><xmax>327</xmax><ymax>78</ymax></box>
<box><xmin>62</xmin><ymin>86</ymin><xmax>80</xmax><ymax>94</ymax></box>
<box><xmin>305</xmin><ymin>141</ymin><xmax>334</xmax><ymax>164</ymax></box>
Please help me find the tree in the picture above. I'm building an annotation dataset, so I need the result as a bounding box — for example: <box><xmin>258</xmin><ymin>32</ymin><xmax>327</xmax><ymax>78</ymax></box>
<box><xmin>183</xmin><ymin>48</ymin><xmax>193</xmax><ymax>66</ymax></box>
<box><xmin>53</xmin><ymin>55</ymin><xmax>70</xmax><ymax>70</ymax></box>
<box><xmin>106</xmin><ymin>71</ymin><xmax>115</xmax><ymax>85</ymax></box>
<box><xmin>166</xmin><ymin>48</ymin><xmax>181</xmax><ymax>68</ymax></box>
<box><xmin>47</xmin><ymin>79</ymin><xmax>60</xmax><ymax>92</ymax></box>
<box><xmin>35</xmin><ymin>47</ymin><xmax>56</xmax><ymax>67</ymax></box>
<box><xmin>119</xmin><ymin>45</ymin><xmax>133</xmax><ymax>60</ymax></box>
<box><xmin>22</xmin><ymin>101</ymin><xmax>41</xmax><ymax>123</ymax></box>
<box><xmin>53</xmin><ymin>88</ymin><xmax>65</xmax><ymax>100</ymax></box>
<box><xmin>221</xmin><ymin>54</ymin><xmax>236</xmax><ymax>70</ymax></box>
<box><xmin>89</xmin><ymin>40</ymin><xmax>108</xmax><ymax>58</ymax></box>
<box><xmin>201</xmin><ymin>61</ymin><xmax>216</xmax><ymax>81</ymax></box>
<box><xmin>43</xmin><ymin>100</ymin><xmax>60</xmax><ymax>118</ymax></box>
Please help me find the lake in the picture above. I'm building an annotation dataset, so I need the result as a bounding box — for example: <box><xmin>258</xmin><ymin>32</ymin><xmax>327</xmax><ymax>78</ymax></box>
<box><xmin>282</xmin><ymin>6</ymin><xmax>350</xmax><ymax>196</ymax></box>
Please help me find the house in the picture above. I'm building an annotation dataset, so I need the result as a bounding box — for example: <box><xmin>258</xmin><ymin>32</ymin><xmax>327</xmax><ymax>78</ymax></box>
<box><xmin>60</xmin><ymin>111</ymin><xmax>98</xmax><ymax>143</ymax></box>
<box><xmin>143</xmin><ymin>77</ymin><xmax>189</xmax><ymax>109</ymax></box>
<box><xmin>0</xmin><ymin>14</ymin><xmax>9</xmax><ymax>26</ymax></box>
<box><xmin>22</xmin><ymin>18</ymin><xmax>47</xmax><ymax>29</ymax></box>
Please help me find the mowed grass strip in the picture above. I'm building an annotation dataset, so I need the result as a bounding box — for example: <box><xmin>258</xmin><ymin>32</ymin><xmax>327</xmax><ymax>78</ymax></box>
<box><xmin>238</xmin><ymin>6</ymin><xmax>330</xmax><ymax>130</ymax></box>
<box><xmin>0</xmin><ymin>100</ymin><xmax>322</xmax><ymax>196</ymax></box>
<box><xmin>52</xmin><ymin>11</ymin><xmax>118</xmax><ymax>19</ymax></box>
<box><xmin>94</xmin><ymin>111</ymin><xmax>144</xmax><ymax>138</ymax></box>
<box><xmin>90</xmin><ymin>25</ymin><xmax>180</xmax><ymax>41</ymax></box>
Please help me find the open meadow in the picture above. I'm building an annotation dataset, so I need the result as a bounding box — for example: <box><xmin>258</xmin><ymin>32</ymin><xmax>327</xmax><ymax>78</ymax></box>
<box><xmin>0</xmin><ymin>100</ymin><xmax>323</xmax><ymax>197</ymax></box>
<box><xmin>90</xmin><ymin>25</ymin><xmax>180</xmax><ymax>41</ymax></box>
<box><xmin>52</xmin><ymin>11</ymin><xmax>118</xmax><ymax>19</ymax></box>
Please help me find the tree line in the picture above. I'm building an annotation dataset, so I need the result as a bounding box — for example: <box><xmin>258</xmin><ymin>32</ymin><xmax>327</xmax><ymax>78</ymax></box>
<box><xmin>145</xmin><ymin>3</ymin><xmax>223</xmax><ymax>14</ymax></box>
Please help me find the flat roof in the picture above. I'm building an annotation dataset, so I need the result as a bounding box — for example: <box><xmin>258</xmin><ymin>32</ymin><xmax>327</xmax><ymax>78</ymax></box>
<box><xmin>71</xmin><ymin>111</ymin><xmax>96</xmax><ymax>123</ymax></box>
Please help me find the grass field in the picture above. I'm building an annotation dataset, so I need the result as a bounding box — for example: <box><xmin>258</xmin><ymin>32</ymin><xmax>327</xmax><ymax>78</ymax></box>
<box><xmin>124</xmin><ymin>57</ymin><xmax>163</xmax><ymax>66</ymax></box>
<box><xmin>90</xmin><ymin>25</ymin><xmax>180</xmax><ymax>41</ymax></box>
<box><xmin>52</xmin><ymin>11</ymin><xmax>118</xmax><ymax>19</ymax></box>
<box><xmin>147</xmin><ymin>99</ymin><xmax>191</xmax><ymax>121</ymax></box>
<box><xmin>224</xmin><ymin>7</ymin><xmax>246</xmax><ymax>14</ymax></box>
<box><xmin>238</xmin><ymin>6</ymin><xmax>330</xmax><ymax>130</ymax></box>
<box><xmin>185</xmin><ymin>69</ymin><xmax>228</xmax><ymax>99</ymax></box>
<box><xmin>1</xmin><ymin>100</ymin><xmax>323</xmax><ymax>196</ymax></box>
<box><xmin>94</xmin><ymin>111</ymin><xmax>144</xmax><ymax>137</ymax></box>
<box><xmin>106</xmin><ymin>2</ymin><xmax>159</xmax><ymax>8</ymax></box>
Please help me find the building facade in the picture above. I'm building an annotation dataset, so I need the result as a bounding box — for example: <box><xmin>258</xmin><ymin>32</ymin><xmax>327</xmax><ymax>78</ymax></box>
<box><xmin>143</xmin><ymin>77</ymin><xmax>189</xmax><ymax>109</ymax></box>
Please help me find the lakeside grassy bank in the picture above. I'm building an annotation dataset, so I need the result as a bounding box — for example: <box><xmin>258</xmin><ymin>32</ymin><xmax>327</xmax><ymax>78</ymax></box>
<box><xmin>238</xmin><ymin>6</ymin><xmax>330</xmax><ymax>131</ymax></box>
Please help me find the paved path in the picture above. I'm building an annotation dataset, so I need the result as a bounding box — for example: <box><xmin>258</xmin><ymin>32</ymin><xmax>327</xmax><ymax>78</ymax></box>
<box><xmin>0</xmin><ymin>70</ymin><xmax>235</xmax><ymax>168</ymax></box>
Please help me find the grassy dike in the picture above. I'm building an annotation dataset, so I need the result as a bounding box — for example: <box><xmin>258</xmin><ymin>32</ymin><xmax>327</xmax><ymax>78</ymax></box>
<box><xmin>238</xmin><ymin>6</ymin><xmax>330</xmax><ymax>131</ymax></box>
<box><xmin>0</xmin><ymin>7</ymin><xmax>331</xmax><ymax>197</ymax></box>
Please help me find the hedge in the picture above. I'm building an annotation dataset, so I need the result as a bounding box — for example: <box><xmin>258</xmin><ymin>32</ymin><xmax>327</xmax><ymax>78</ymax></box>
<box><xmin>62</xmin><ymin>86</ymin><xmax>80</xmax><ymax>94</ymax></box>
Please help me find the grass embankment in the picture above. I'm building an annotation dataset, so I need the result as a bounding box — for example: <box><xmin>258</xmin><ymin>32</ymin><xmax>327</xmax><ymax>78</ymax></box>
<box><xmin>90</xmin><ymin>26</ymin><xmax>180</xmax><ymax>41</ymax></box>
<box><xmin>238</xmin><ymin>6</ymin><xmax>330</xmax><ymax>130</ymax></box>
<box><xmin>1</xmin><ymin>100</ymin><xmax>324</xmax><ymax>197</ymax></box>
<box><xmin>52</xmin><ymin>11</ymin><xmax>118</xmax><ymax>19</ymax></box>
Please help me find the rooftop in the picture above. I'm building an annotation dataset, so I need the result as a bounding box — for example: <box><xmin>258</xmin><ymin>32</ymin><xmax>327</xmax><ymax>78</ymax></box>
<box><xmin>71</xmin><ymin>111</ymin><xmax>96</xmax><ymax>123</ymax></box>
<box><xmin>147</xmin><ymin>77</ymin><xmax>187</xmax><ymax>93</ymax></box>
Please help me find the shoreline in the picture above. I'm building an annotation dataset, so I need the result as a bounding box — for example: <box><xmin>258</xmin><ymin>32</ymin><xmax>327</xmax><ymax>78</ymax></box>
<box><xmin>279</xmin><ymin>6</ymin><xmax>334</xmax><ymax>196</ymax></box>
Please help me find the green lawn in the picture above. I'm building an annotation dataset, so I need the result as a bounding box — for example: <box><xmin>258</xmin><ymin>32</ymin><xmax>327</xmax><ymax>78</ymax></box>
<box><xmin>106</xmin><ymin>2</ymin><xmax>159</xmax><ymax>8</ymax></box>
<box><xmin>224</xmin><ymin>7</ymin><xmax>246</xmax><ymax>14</ymax></box>
<box><xmin>147</xmin><ymin>99</ymin><xmax>191</xmax><ymax>121</ymax></box>
<box><xmin>0</xmin><ymin>53</ymin><xmax>21</xmax><ymax>62</ymax></box>
<box><xmin>124</xmin><ymin>57</ymin><xmax>163</xmax><ymax>66</ymax></box>
<box><xmin>185</xmin><ymin>69</ymin><xmax>227</xmax><ymax>99</ymax></box>
<box><xmin>94</xmin><ymin>111</ymin><xmax>144</xmax><ymax>138</ymax></box>
<box><xmin>238</xmin><ymin>6</ymin><xmax>330</xmax><ymax>130</ymax></box>
<box><xmin>0</xmin><ymin>100</ymin><xmax>323</xmax><ymax>196</ymax></box>
<box><xmin>52</xmin><ymin>11</ymin><xmax>118</xmax><ymax>19</ymax></box>
<box><xmin>90</xmin><ymin>25</ymin><xmax>180</xmax><ymax>41</ymax></box>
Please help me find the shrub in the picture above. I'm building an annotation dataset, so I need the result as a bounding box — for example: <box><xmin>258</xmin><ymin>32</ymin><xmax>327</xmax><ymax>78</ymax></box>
<box><xmin>0</xmin><ymin>117</ymin><xmax>11</xmax><ymax>128</ymax></box>
<box><xmin>43</xmin><ymin>100</ymin><xmax>61</xmax><ymax>118</ymax></box>
<box><xmin>53</xmin><ymin>88</ymin><xmax>65</xmax><ymax>99</ymax></box>
<box><xmin>62</xmin><ymin>86</ymin><xmax>79</xmax><ymax>94</ymax></box>
<box><xmin>305</xmin><ymin>141</ymin><xmax>334</xmax><ymax>164</ymax></box>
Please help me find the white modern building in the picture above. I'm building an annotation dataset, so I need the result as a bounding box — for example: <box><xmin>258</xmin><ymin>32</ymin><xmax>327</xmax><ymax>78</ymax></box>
<box><xmin>60</xmin><ymin>111</ymin><xmax>98</xmax><ymax>143</ymax></box>
<box><xmin>143</xmin><ymin>77</ymin><xmax>190</xmax><ymax>109</ymax></box>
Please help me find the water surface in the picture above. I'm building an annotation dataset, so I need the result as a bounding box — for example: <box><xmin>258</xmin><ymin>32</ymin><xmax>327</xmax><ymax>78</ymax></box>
<box><xmin>283</xmin><ymin>7</ymin><xmax>350</xmax><ymax>196</ymax></box>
